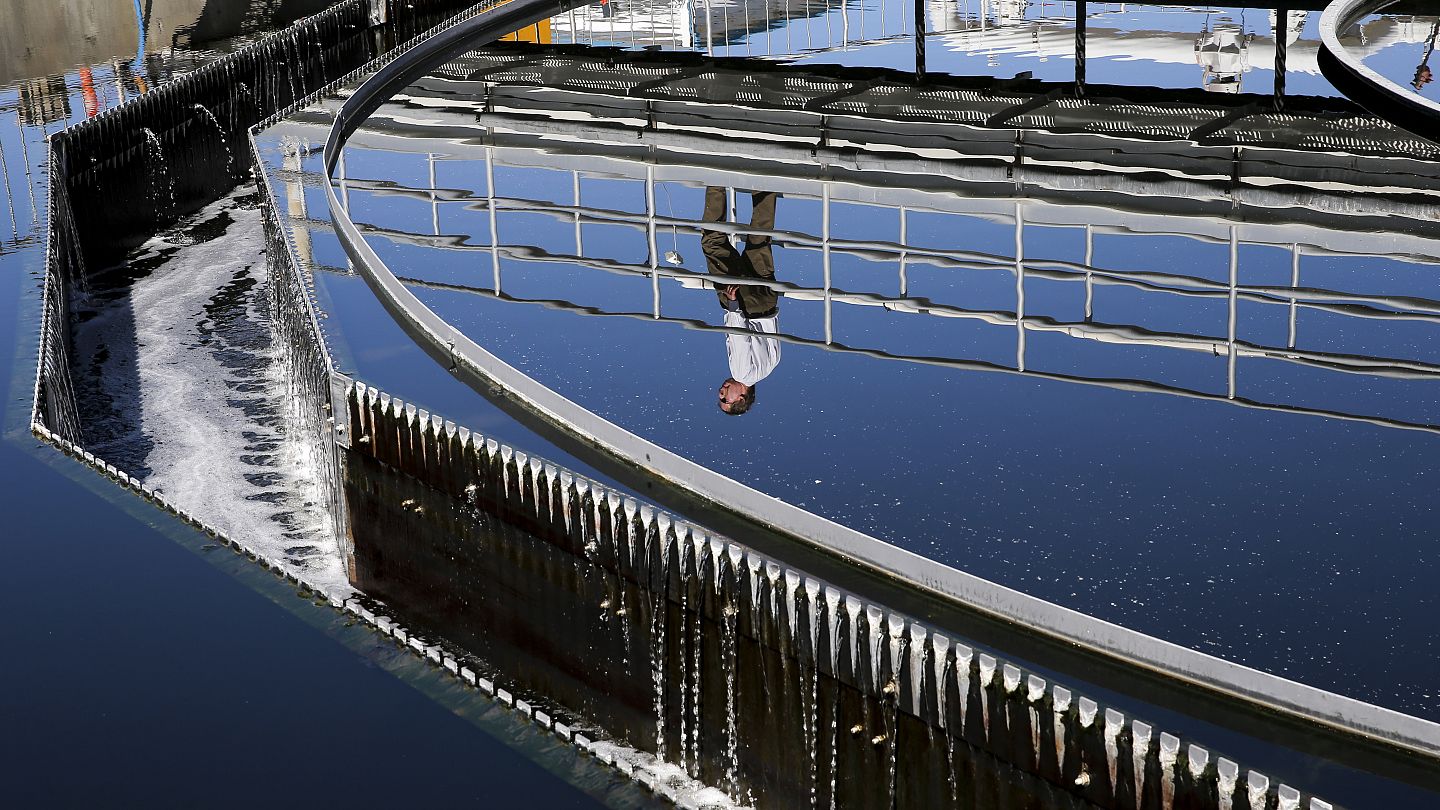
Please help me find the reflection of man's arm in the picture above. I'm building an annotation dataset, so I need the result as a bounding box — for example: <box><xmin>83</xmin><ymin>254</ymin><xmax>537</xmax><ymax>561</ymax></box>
<box><xmin>724</xmin><ymin>310</ymin><xmax>781</xmax><ymax>385</ymax></box>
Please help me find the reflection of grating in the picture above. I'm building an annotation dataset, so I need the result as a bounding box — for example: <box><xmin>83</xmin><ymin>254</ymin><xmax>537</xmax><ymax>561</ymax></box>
<box><xmin>1219</xmin><ymin>113</ymin><xmax>1440</xmax><ymax>158</ymax></box>
<box><xmin>448</xmin><ymin>45</ymin><xmax>1440</xmax><ymax>160</ymax></box>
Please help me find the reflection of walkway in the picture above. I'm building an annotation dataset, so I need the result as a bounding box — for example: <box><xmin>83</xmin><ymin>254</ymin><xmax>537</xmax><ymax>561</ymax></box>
<box><xmin>701</xmin><ymin>186</ymin><xmax>781</xmax><ymax>414</ymax></box>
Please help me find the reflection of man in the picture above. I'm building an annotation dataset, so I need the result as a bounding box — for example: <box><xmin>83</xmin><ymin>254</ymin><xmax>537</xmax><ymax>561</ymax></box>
<box><xmin>1416</xmin><ymin>21</ymin><xmax>1440</xmax><ymax>93</ymax></box>
<box><xmin>701</xmin><ymin>186</ymin><xmax>781</xmax><ymax>416</ymax></box>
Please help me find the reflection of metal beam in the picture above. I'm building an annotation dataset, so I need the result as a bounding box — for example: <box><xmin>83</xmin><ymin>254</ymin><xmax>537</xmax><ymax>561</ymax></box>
<box><xmin>314</xmin><ymin>208</ymin><xmax>1440</xmax><ymax>383</ymax></box>
<box><xmin>274</xmin><ymin>115</ymin><xmax>1440</xmax><ymax>267</ymax></box>
<box><xmin>381</xmin><ymin>271</ymin><xmax>1440</xmax><ymax>437</ymax></box>
<box><xmin>1187</xmin><ymin>101</ymin><xmax>1264</xmax><ymax>142</ymax></box>
<box><xmin>305</xmin><ymin>173</ymin><xmax>1440</xmax><ymax>320</ymax></box>
<box><xmin>985</xmin><ymin>88</ymin><xmax>1065</xmax><ymax>127</ymax></box>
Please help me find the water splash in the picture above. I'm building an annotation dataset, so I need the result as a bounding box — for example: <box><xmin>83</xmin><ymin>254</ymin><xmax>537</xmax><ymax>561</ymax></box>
<box><xmin>689</xmin><ymin>536</ymin><xmax>705</xmax><ymax>775</ymax></box>
<box><xmin>193</xmin><ymin>103</ymin><xmax>236</xmax><ymax>178</ymax></box>
<box><xmin>677</xmin><ymin>533</ymin><xmax>691</xmax><ymax>774</ymax></box>
<box><xmin>142</xmin><ymin>128</ymin><xmax>176</xmax><ymax>223</ymax></box>
<box><xmin>651</xmin><ymin>566</ymin><xmax>668</xmax><ymax>760</ymax></box>
<box><xmin>805</xmin><ymin>578</ymin><xmax>821</xmax><ymax>807</ymax></box>
<box><xmin>721</xmin><ymin>599</ymin><xmax>740</xmax><ymax>800</ymax></box>
<box><xmin>865</xmin><ymin>605</ymin><xmax>883</xmax><ymax>691</ymax></box>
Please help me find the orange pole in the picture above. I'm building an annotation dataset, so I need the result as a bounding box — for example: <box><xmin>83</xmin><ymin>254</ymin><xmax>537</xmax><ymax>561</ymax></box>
<box><xmin>79</xmin><ymin>67</ymin><xmax>100</xmax><ymax>117</ymax></box>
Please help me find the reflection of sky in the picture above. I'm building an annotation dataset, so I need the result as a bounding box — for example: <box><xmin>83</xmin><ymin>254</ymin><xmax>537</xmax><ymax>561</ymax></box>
<box><xmin>1343</xmin><ymin>14</ymin><xmax>1440</xmax><ymax>96</ymax></box>
<box><xmin>322</xmin><ymin>142</ymin><xmax>1440</xmax><ymax>722</ymax></box>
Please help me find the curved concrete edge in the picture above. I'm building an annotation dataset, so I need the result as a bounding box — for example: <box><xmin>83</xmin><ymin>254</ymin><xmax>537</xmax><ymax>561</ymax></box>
<box><xmin>1320</xmin><ymin>0</ymin><xmax>1440</xmax><ymax>137</ymax></box>
<box><xmin>319</xmin><ymin>1</ymin><xmax>1440</xmax><ymax>762</ymax></box>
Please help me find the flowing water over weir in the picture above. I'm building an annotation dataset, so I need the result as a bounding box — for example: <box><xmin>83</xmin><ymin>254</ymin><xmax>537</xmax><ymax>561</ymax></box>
<box><xmin>336</xmin><ymin>379</ymin><xmax>1327</xmax><ymax>810</ymax></box>
<box><xmin>25</xmin><ymin>0</ymin><xmax>1440</xmax><ymax>807</ymax></box>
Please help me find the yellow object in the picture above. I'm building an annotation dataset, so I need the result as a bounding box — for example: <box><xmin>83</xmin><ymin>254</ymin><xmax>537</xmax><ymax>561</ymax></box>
<box><xmin>500</xmin><ymin>18</ymin><xmax>551</xmax><ymax>43</ymax></box>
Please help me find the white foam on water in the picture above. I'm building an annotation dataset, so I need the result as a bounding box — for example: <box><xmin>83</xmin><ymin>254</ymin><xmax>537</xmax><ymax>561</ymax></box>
<box><xmin>75</xmin><ymin>188</ymin><xmax>347</xmax><ymax>595</ymax></box>
<box><xmin>586</xmin><ymin>740</ymin><xmax>754</xmax><ymax>810</ymax></box>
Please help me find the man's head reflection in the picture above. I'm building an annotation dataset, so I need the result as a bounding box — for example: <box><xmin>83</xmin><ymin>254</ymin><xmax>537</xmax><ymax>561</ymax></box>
<box><xmin>718</xmin><ymin>285</ymin><xmax>760</xmax><ymax>415</ymax></box>
<box><xmin>700</xmin><ymin>186</ymin><xmax>781</xmax><ymax>416</ymax></box>
<box><xmin>718</xmin><ymin>378</ymin><xmax>757</xmax><ymax>415</ymax></box>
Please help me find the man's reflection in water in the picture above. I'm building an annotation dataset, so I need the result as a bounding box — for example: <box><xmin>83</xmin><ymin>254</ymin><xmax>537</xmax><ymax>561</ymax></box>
<box><xmin>1413</xmin><ymin>20</ymin><xmax>1439</xmax><ymax>92</ymax></box>
<box><xmin>701</xmin><ymin>186</ymin><xmax>781</xmax><ymax>415</ymax></box>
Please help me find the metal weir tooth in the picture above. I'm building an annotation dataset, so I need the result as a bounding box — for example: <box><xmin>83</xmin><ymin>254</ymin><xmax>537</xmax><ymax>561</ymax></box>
<box><xmin>908</xmin><ymin>624</ymin><xmax>928</xmax><ymax>716</ymax></box>
<box><xmin>1213</xmin><ymin>757</ymin><xmax>1240</xmax><ymax>810</ymax></box>
<box><xmin>823</xmin><ymin>587</ymin><xmax>843</xmax><ymax>675</ymax></box>
<box><xmin>1131</xmin><ymin>720</ymin><xmax>1152</xmax><ymax>802</ymax></box>
<box><xmin>1026</xmin><ymin>675</ymin><xmax>1046</xmax><ymax>703</ymax></box>
<box><xmin>1247</xmin><ymin>771</ymin><xmax>1270</xmax><ymax>809</ymax></box>
<box><xmin>1104</xmin><ymin>708</ymin><xmax>1124</xmax><ymax>796</ymax></box>
<box><xmin>866</xmin><ymin>606</ymin><xmax>885</xmax><ymax>688</ymax></box>
<box><xmin>1160</xmin><ymin>732</ymin><xmax>1181</xmax><ymax>763</ymax></box>
<box><xmin>978</xmin><ymin>654</ymin><xmax>997</xmax><ymax>687</ymax></box>
<box><xmin>709</xmin><ymin>537</ymin><xmax>727</xmax><ymax>591</ymax></box>
<box><xmin>1216</xmin><ymin>757</ymin><xmax>1239</xmax><ymax>793</ymax></box>
<box><xmin>1078</xmin><ymin>696</ymin><xmax>1098</xmax><ymax>728</ymax></box>
<box><xmin>1051</xmin><ymin>686</ymin><xmax>1071</xmax><ymax>771</ymax></box>
<box><xmin>1188</xmin><ymin>744</ymin><xmax>1209</xmax><ymax>779</ymax></box>
<box><xmin>726</xmin><ymin>542</ymin><xmax>744</xmax><ymax>575</ymax></box>
<box><xmin>748</xmin><ymin>556</ymin><xmax>764</xmax><ymax>617</ymax></box>
<box><xmin>932</xmin><ymin>635</ymin><xmax>952</xmax><ymax>729</ymax></box>
<box><xmin>844</xmin><ymin>597</ymin><xmax>863</xmax><ymax>679</ymax></box>
<box><xmin>691</xmin><ymin>531</ymin><xmax>707</xmax><ymax>576</ymax></box>
<box><xmin>1277</xmin><ymin>785</ymin><xmax>1301</xmax><ymax>810</ymax></box>
<box><xmin>803</xmin><ymin>577</ymin><xmax>823</xmax><ymax>660</ymax></box>
<box><xmin>953</xmin><ymin>643</ymin><xmax>974</xmax><ymax>728</ymax></box>
<box><xmin>783</xmin><ymin>569</ymin><xmax>802</xmax><ymax>642</ymax></box>
<box><xmin>1002</xmin><ymin>663</ymin><xmax>1021</xmax><ymax>694</ymax></box>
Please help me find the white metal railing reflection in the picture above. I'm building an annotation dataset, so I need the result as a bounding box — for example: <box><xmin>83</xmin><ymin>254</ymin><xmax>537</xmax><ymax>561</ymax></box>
<box><xmin>306</xmin><ymin>144</ymin><xmax>1440</xmax><ymax>434</ymax></box>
